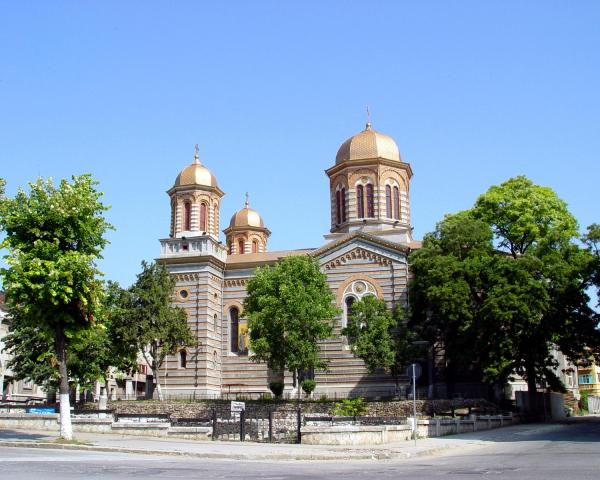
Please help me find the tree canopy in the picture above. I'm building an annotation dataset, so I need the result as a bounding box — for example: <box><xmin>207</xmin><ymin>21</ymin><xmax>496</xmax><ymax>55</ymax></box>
<box><xmin>121</xmin><ymin>261</ymin><xmax>193</xmax><ymax>400</ymax></box>
<box><xmin>342</xmin><ymin>295</ymin><xmax>419</xmax><ymax>393</ymax></box>
<box><xmin>244</xmin><ymin>255</ymin><xmax>339</xmax><ymax>384</ymax></box>
<box><xmin>410</xmin><ymin>176</ymin><xmax>599</xmax><ymax>407</ymax></box>
<box><xmin>0</xmin><ymin>175</ymin><xmax>112</xmax><ymax>438</ymax></box>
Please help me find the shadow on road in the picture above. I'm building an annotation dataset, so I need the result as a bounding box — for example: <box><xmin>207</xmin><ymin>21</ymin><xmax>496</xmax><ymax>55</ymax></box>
<box><xmin>0</xmin><ymin>428</ymin><xmax>53</xmax><ymax>441</ymax></box>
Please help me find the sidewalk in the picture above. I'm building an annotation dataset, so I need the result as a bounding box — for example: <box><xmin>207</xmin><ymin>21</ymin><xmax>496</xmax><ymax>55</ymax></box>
<box><xmin>0</xmin><ymin>424</ymin><xmax>540</xmax><ymax>461</ymax></box>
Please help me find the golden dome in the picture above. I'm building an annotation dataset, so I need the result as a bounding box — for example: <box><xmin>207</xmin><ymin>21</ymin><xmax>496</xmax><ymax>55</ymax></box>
<box><xmin>174</xmin><ymin>149</ymin><xmax>218</xmax><ymax>188</ymax></box>
<box><xmin>229</xmin><ymin>194</ymin><xmax>265</xmax><ymax>229</ymax></box>
<box><xmin>336</xmin><ymin>123</ymin><xmax>401</xmax><ymax>164</ymax></box>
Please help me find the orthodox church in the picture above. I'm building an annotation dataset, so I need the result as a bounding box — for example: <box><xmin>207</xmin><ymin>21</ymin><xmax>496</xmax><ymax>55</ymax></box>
<box><xmin>157</xmin><ymin>122</ymin><xmax>419</xmax><ymax>398</ymax></box>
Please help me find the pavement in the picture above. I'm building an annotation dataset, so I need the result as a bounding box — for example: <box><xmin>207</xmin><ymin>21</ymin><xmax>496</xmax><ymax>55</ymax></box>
<box><xmin>0</xmin><ymin>421</ymin><xmax>567</xmax><ymax>462</ymax></box>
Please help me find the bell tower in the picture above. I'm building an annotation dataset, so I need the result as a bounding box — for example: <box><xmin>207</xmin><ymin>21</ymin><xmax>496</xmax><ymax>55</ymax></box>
<box><xmin>324</xmin><ymin>123</ymin><xmax>413</xmax><ymax>245</ymax></box>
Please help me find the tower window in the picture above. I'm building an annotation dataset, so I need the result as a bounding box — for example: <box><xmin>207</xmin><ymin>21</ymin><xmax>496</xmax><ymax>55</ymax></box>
<box><xmin>357</xmin><ymin>185</ymin><xmax>364</xmax><ymax>219</ymax></box>
<box><xmin>393</xmin><ymin>186</ymin><xmax>400</xmax><ymax>220</ymax></box>
<box><xmin>238</xmin><ymin>239</ymin><xmax>245</xmax><ymax>254</ymax></box>
<box><xmin>385</xmin><ymin>185</ymin><xmax>392</xmax><ymax>218</ymax></box>
<box><xmin>200</xmin><ymin>203</ymin><xmax>207</xmax><ymax>232</ymax></box>
<box><xmin>335</xmin><ymin>190</ymin><xmax>341</xmax><ymax>224</ymax></box>
<box><xmin>252</xmin><ymin>240</ymin><xmax>258</xmax><ymax>253</ymax></box>
<box><xmin>230</xmin><ymin>307</ymin><xmax>239</xmax><ymax>353</ymax></box>
<box><xmin>179</xmin><ymin>350</ymin><xmax>187</xmax><ymax>369</ymax></box>
<box><xmin>341</xmin><ymin>188</ymin><xmax>347</xmax><ymax>222</ymax></box>
<box><xmin>184</xmin><ymin>201</ymin><xmax>191</xmax><ymax>231</ymax></box>
<box><xmin>366</xmin><ymin>184</ymin><xmax>374</xmax><ymax>218</ymax></box>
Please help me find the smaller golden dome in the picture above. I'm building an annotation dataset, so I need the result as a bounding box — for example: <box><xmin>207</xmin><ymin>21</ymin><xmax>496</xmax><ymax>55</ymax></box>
<box><xmin>336</xmin><ymin>123</ymin><xmax>401</xmax><ymax>164</ymax></box>
<box><xmin>174</xmin><ymin>148</ymin><xmax>218</xmax><ymax>188</ymax></box>
<box><xmin>229</xmin><ymin>194</ymin><xmax>265</xmax><ymax>229</ymax></box>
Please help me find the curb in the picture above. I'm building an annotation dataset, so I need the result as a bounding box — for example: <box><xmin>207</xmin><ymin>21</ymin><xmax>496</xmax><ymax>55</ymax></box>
<box><xmin>0</xmin><ymin>439</ymin><xmax>468</xmax><ymax>461</ymax></box>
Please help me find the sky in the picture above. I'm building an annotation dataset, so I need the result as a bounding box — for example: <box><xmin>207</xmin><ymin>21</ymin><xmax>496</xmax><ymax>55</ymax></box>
<box><xmin>0</xmin><ymin>1</ymin><xmax>599</xmax><ymax>288</ymax></box>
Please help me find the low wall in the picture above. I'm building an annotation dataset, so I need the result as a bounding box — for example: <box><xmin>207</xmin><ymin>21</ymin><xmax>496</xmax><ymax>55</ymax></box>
<box><xmin>302</xmin><ymin>424</ymin><xmax>412</xmax><ymax>445</ymax></box>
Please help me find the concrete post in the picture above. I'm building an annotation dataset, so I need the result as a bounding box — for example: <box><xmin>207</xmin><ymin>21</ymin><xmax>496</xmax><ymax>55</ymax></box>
<box><xmin>98</xmin><ymin>387</ymin><xmax>108</xmax><ymax>419</ymax></box>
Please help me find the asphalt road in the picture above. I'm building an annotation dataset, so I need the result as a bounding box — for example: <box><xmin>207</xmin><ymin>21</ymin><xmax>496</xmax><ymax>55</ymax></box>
<box><xmin>1</xmin><ymin>418</ymin><xmax>599</xmax><ymax>479</ymax></box>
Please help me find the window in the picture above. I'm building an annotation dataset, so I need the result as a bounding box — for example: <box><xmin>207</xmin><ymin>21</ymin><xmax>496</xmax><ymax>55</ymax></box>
<box><xmin>335</xmin><ymin>190</ymin><xmax>341</xmax><ymax>224</ymax></box>
<box><xmin>366</xmin><ymin>184</ymin><xmax>374</xmax><ymax>217</ymax></box>
<box><xmin>238</xmin><ymin>239</ymin><xmax>245</xmax><ymax>254</ymax></box>
<box><xmin>213</xmin><ymin>313</ymin><xmax>218</xmax><ymax>331</ymax></box>
<box><xmin>385</xmin><ymin>185</ymin><xmax>392</xmax><ymax>218</ymax></box>
<box><xmin>230</xmin><ymin>307</ymin><xmax>239</xmax><ymax>353</ymax></box>
<box><xmin>252</xmin><ymin>240</ymin><xmax>258</xmax><ymax>253</ymax></box>
<box><xmin>179</xmin><ymin>289</ymin><xmax>189</xmax><ymax>299</ymax></box>
<box><xmin>357</xmin><ymin>185</ymin><xmax>364</xmax><ymax>218</ymax></box>
<box><xmin>344</xmin><ymin>296</ymin><xmax>356</xmax><ymax>344</ymax></box>
<box><xmin>179</xmin><ymin>350</ymin><xmax>187</xmax><ymax>369</ymax></box>
<box><xmin>200</xmin><ymin>203</ymin><xmax>207</xmax><ymax>232</ymax></box>
<box><xmin>579</xmin><ymin>374</ymin><xmax>593</xmax><ymax>384</ymax></box>
<box><xmin>228</xmin><ymin>242</ymin><xmax>232</xmax><ymax>254</ymax></box>
<box><xmin>393</xmin><ymin>186</ymin><xmax>400</xmax><ymax>220</ymax></box>
<box><xmin>341</xmin><ymin>188</ymin><xmax>347</xmax><ymax>222</ymax></box>
<box><xmin>184</xmin><ymin>201</ymin><xmax>191</xmax><ymax>231</ymax></box>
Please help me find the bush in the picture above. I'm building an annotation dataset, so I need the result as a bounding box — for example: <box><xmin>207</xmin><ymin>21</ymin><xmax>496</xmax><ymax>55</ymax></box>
<box><xmin>579</xmin><ymin>390</ymin><xmax>589</xmax><ymax>412</ymax></box>
<box><xmin>331</xmin><ymin>398</ymin><xmax>368</xmax><ymax>417</ymax></box>
<box><xmin>268</xmin><ymin>381</ymin><xmax>284</xmax><ymax>398</ymax></box>
<box><xmin>301</xmin><ymin>379</ymin><xmax>316</xmax><ymax>396</ymax></box>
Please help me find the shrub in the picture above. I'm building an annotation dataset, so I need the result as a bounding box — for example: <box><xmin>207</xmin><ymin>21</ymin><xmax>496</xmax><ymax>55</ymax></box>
<box><xmin>301</xmin><ymin>379</ymin><xmax>316</xmax><ymax>396</ymax></box>
<box><xmin>331</xmin><ymin>398</ymin><xmax>368</xmax><ymax>417</ymax></box>
<box><xmin>268</xmin><ymin>381</ymin><xmax>284</xmax><ymax>398</ymax></box>
<box><xmin>579</xmin><ymin>390</ymin><xmax>589</xmax><ymax>412</ymax></box>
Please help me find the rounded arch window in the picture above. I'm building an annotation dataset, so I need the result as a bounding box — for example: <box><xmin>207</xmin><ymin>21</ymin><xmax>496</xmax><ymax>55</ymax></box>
<box><xmin>183</xmin><ymin>201</ymin><xmax>192</xmax><ymax>231</ymax></box>
<box><xmin>341</xmin><ymin>280</ymin><xmax>378</xmax><ymax>330</ymax></box>
<box><xmin>252</xmin><ymin>240</ymin><xmax>258</xmax><ymax>253</ymax></box>
<box><xmin>230</xmin><ymin>307</ymin><xmax>239</xmax><ymax>353</ymax></box>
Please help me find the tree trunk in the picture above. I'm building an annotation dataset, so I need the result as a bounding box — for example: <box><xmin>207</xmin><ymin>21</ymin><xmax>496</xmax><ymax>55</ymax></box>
<box><xmin>152</xmin><ymin>363</ymin><xmax>164</xmax><ymax>401</ymax></box>
<box><xmin>525</xmin><ymin>362</ymin><xmax>538</xmax><ymax>414</ymax></box>
<box><xmin>55</xmin><ymin>324</ymin><xmax>73</xmax><ymax>440</ymax></box>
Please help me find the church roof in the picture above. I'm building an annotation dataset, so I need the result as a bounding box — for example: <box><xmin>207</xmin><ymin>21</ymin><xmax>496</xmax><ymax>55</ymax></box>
<box><xmin>335</xmin><ymin>123</ymin><xmax>401</xmax><ymax>164</ymax></box>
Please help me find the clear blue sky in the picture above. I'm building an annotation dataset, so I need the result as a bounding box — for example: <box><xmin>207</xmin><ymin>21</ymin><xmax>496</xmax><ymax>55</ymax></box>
<box><xmin>1</xmin><ymin>1</ymin><xmax>598</xmax><ymax>288</ymax></box>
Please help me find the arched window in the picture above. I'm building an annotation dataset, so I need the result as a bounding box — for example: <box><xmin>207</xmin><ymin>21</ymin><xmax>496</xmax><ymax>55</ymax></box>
<box><xmin>341</xmin><ymin>188</ymin><xmax>347</xmax><ymax>222</ymax></box>
<box><xmin>344</xmin><ymin>296</ymin><xmax>356</xmax><ymax>344</ymax></box>
<box><xmin>179</xmin><ymin>350</ymin><xmax>187</xmax><ymax>369</ymax></box>
<box><xmin>366</xmin><ymin>184</ymin><xmax>374</xmax><ymax>218</ymax></box>
<box><xmin>230</xmin><ymin>307</ymin><xmax>239</xmax><ymax>353</ymax></box>
<box><xmin>385</xmin><ymin>185</ymin><xmax>392</xmax><ymax>218</ymax></box>
<box><xmin>252</xmin><ymin>240</ymin><xmax>258</xmax><ymax>253</ymax></box>
<box><xmin>393</xmin><ymin>186</ymin><xmax>400</xmax><ymax>220</ymax></box>
<box><xmin>213</xmin><ymin>313</ymin><xmax>218</xmax><ymax>331</ymax></box>
<box><xmin>200</xmin><ymin>203</ymin><xmax>207</xmax><ymax>232</ymax></box>
<box><xmin>184</xmin><ymin>201</ymin><xmax>191</xmax><ymax>231</ymax></box>
<box><xmin>238</xmin><ymin>239</ymin><xmax>245</xmax><ymax>254</ymax></box>
<box><xmin>228</xmin><ymin>242</ymin><xmax>232</xmax><ymax>255</ymax></box>
<box><xmin>335</xmin><ymin>190</ymin><xmax>341</xmax><ymax>224</ymax></box>
<box><xmin>356</xmin><ymin>185</ymin><xmax>364</xmax><ymax>219</ymax></box>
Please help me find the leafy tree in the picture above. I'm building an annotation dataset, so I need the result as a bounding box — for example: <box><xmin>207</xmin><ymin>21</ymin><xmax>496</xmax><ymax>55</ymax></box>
<box><xmin>342</xmin><ymin>296</ymin><xmax>419</xmax><ymax>394</ymax></box>
<box><xmin>411</xmin><ymin>176</ymin><xmax>600</xmax><ymax>409</ymax></box>
<box><xmin>122</xmin><ymin>261</ymin><xmax>194</xmax><ymax>400</ymax></box>
<box><xmin>0</xmin><ymin>175</ymin><xmax>111</xmax><ymax>439</ymax></box>
<box><xmin>244</xmin><ymin>256</ymin><xmax>339</xmax><ymax>390</ymax></box>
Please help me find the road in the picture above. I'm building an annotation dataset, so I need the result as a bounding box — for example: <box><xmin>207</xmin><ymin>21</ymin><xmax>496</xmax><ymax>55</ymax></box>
<box><xmin>1</xmin><ymin>417</ymin><xmax>598</xmax><ymax>479</ymax></box>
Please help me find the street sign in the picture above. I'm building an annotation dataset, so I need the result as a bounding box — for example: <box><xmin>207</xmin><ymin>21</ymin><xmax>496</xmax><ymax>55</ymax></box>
<box><xmin>231</xmin><ymin>401</ymin><xmax>246</xmax><ymax>415</ymax></box>
<box><xmin>406</xmin><ymin>363</ymin><xmax>422</xmax><ymax>380</ymax></box>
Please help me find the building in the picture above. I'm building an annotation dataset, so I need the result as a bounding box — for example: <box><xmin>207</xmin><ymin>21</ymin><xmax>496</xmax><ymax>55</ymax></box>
<box><xmin>577</xmin><ymin>356</ymin><xmax>600</xmax><ymax>397</ymax></box>
<box><xmin>157</xmin><ymin>123</ymin><xmax>418</xmax><ymax>398</ymax></box>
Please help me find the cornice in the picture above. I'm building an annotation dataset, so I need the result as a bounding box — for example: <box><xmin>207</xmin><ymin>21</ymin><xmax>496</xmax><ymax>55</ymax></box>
<box><xmin>325</xmin><ymin>158</ymin><xmax>413</xmax><ymax>179</ymax></box>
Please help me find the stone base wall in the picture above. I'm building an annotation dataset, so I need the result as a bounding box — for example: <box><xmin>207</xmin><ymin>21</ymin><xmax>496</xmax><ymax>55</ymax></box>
<box><xmin>100</xmin><ymin>398</ymin><xmax>498</xmax><ymax>419</ymax></box>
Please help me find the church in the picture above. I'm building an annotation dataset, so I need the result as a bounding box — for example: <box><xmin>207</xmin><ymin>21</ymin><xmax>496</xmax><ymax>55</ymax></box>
<box><xmin>157</xmin><ymin>122</ymin><xmax>420</xmax><ymax>398</ymax></box>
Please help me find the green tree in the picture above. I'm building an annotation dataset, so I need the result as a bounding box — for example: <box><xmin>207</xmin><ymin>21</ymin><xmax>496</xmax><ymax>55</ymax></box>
<box><xmin>342</xmin><ymin>296</ymin><xmax>419</xmax><ymax>394</ymax></box>
<box><xmin>244</xmin><ymin>256</ymin><xmax>339</xmax><ymax>391</ymax></box>
<box><xmin>123</xmin><ymin>261</ymin><xmax>193</xmax><ymax>400</ymax></box>
<box><xmin>0</xmin><ymin>175</ymin><xmax>111</xmax><ymax>439</ymax></box>
<box><xmin>411</xmin><ymin>177</ymin><xmax>600</xmax><ymax>409</ymax></box>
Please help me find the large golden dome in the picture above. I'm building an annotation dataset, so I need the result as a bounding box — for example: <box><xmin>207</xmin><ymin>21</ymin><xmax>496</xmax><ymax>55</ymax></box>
<box><xmin>229</xmin><ymin>195</ymin><xmax>265</xmax><ymax>229</ymax></box>
<box><xmin>174</xmin><ymin>150</ymin><xmax>218</xmax><ymax>188</ymax></box>
<box><xmin>336</xmin><ymin>123</ymin><xmax>401</xmax><ymax>164</ymax></box>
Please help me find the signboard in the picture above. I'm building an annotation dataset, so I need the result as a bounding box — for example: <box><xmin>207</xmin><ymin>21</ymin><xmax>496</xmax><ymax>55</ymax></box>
<box><xmin>27</xmin><ymin>407</ymin><xmax>56</xmax><ymax>414</ymax></box>
<box><xmin>231</xmin><ymin>401</ymin><xmax>246</xmax><ymax>415</ymax></box>
<box><xmin>406</xmin><ymin>363</ymin><xmax>422</xmax><ymax>381</ymax></box>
